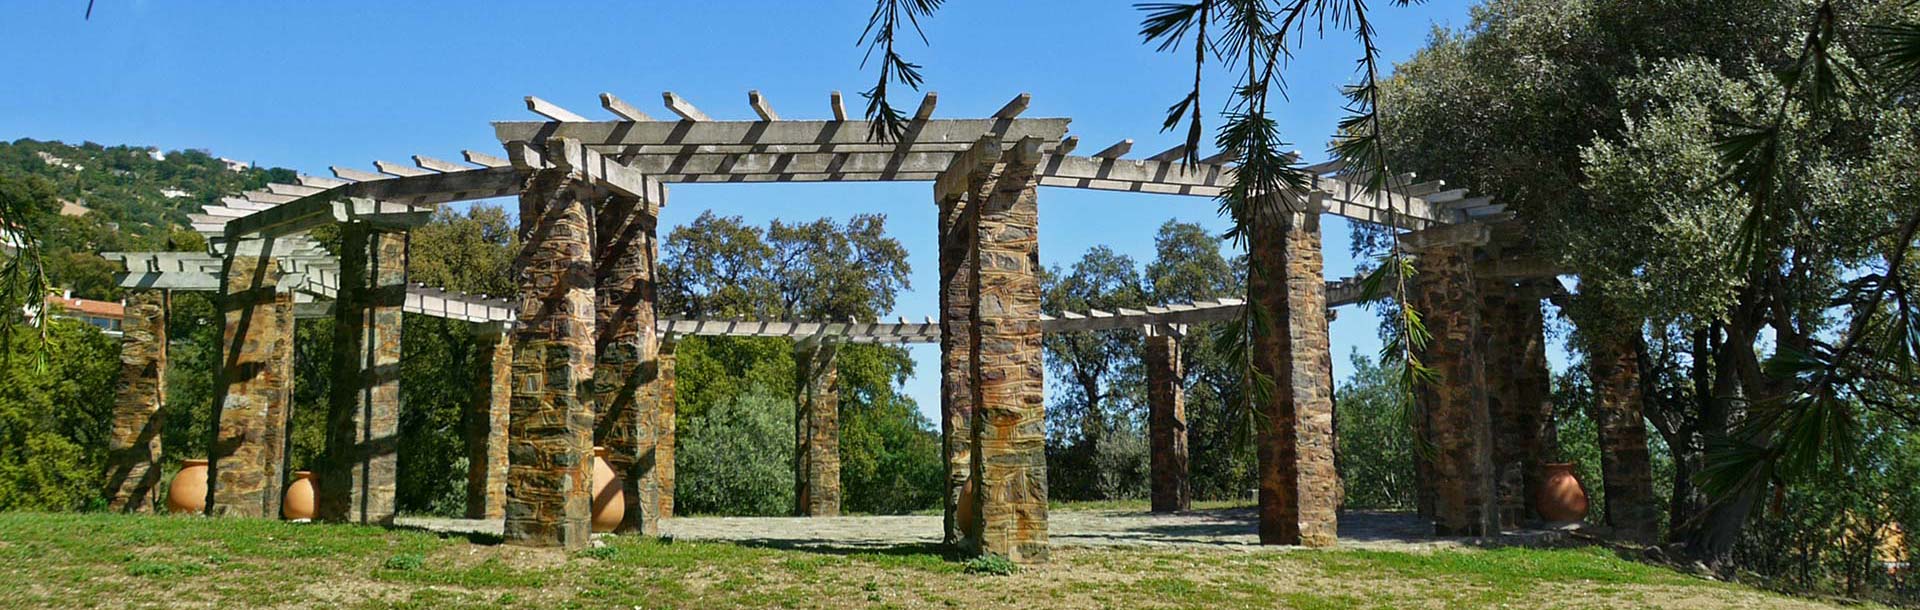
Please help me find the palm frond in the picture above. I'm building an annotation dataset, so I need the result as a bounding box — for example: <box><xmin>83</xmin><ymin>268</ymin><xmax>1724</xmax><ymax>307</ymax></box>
<box><xmin>857</xmin><ymin>0</ymin><xmax>945</xmax><ymax>142</ymax></box>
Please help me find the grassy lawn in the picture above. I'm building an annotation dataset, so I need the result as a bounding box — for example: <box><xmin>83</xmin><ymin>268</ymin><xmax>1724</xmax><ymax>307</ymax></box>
<box><xmin>0</xmin><ymin>512</ymin><xmax>1865</xmax><ymax>609</ymax></box>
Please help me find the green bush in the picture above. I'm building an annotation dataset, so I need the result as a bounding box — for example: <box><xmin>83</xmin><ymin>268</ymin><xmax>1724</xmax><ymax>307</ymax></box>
<box><xmin>675</xmin><ymin>385</ymin><xmax>796</xmax><ymax>516</ymax></box>
<box><xmin>0</xmin><ymin>321</ymin><xmax>119</xmax><ymax>511</ymax></box>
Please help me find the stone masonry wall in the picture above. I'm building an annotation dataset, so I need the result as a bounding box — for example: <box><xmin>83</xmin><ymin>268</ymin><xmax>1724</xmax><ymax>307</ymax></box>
<box><xmin>505</xmin><ymin>168</ymin><xmax>597</xmax><ymax>549</ymax></box>
<box><xmin>938</xmin><ymin>147</ymin><xmax>984</xmax><ymax>549</ymax></box>
<box><xmin>106</xmin><ymin>289</ymin><xmax>167</xmax><ymax>512</ymax></box>
<box><xmin>209</xmin><ymin>255</ymin><xmax>294</xmax><ymax>517</ymax></box>
<box><xmin>319</xmin><ymin>225</ymin><xmax>404</xmax><ymax>525</ymax></box>
<box><xmin>1584</xmin><ymin>297</ymin><xmax>1657</xmax><ymax>544</ymax></box>
<box><xmin>656</xmin><ymin>343</ymin><xmax>676</xmax><ymax>520</ymax></box>
<box><xmin>1409</xmin><ymin>240</ymin><xmax>1499</xmax><ymax>537</ymax></box>
<box><xmin>1248</xmin><ymin>202</ymin><xmax>1337</xmax><ymax>547</ymax></box>
<box><xmin>795</xmin><ymin>340</ymin><xmax>842</xmax><ymax>517</ymax></box>
<box><xmin>592</xmin><ymin>192</ymin><xmax>665</xmax><ymax>535</ymax></box>
<box><xmin>1478</xmin><ymin>280</ymin><xmax>1527</xmax><ymax>528</ymax></box>
<box><xmin>468</xmin><ymin>327</ymin><xmax>512</xmax><ymax>520</ymax></box>
<box><xmin>968</xmin><ymin>138</ymin><xmax>1048</xmax><ymax>562</ymax></box>
<box><xmin>1145</xmin><ymin>332</ymin><xmax>1190</xmax><ymax>513</ymax></box>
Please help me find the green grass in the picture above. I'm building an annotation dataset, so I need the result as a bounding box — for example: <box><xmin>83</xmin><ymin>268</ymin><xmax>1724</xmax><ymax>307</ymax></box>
<box><xmin>0</xmin><ymin>512</ymin><xmax>1863</xmax><ymax>609</ymax></box>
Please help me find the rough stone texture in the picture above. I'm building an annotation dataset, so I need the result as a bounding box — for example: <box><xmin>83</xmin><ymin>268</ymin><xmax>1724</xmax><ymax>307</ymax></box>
<box><xmin>505</xmin><ymin>168</ymin><xmax>597</xmax><ymax>549</ymax></box>
<box><xmin>467</xmin><ymin>327</ymin><xmax>512</xmax><ymax>520</ymax></box>
<box><xmin>1478</xmin><ymin>280</ymin><xmax>1528</xmax><ymax>529</ymax></box>
<box><xmin>967</xmin><ymin>140</ymin><xmax>1048</xmax><ymax>562</ymax></box>
<box><xmin>209</xmin><ymin>255</ymin><xmax>295</xmax><ymax>518</ymax></box>
<box><xmin>1584</xmin><ymin>299</ymin><xmax>1658</xmax><ymax>544</ymax></box>
<box><xmin>1144</xmin><ymin>332</ymin><xmax>1190</xmax><ymax>513</ymax></box>
<box><xmin>794</xmin><ymin>340</ymin><xmax>841</xmax><ymax>517</ymax></box>
<box><xmin>591</xmin><ymin>193</ymin><xmax>665</xmax><ymax>536</ymax></box>
<box><xmin>1248</xmin><ymin>203</ymin><xmax>1338</xmax><ymax>547</ymax></box>
<box><xmin>105</xmin><ymin>290</ymin><xmax>167</xmax><ymax>513</ymax></box>
<box><xmin>656</xmin><ymin>343</ymin><xmax>676</xmax><ymax>520</ymax></box>
<box><xmin>317</xmin><ymin>225</ymin><xmax>404</xmax><ymax>525</ymax></box>
<box><xmin>1409</xmin><ymin>240</ymin><xmax>1500</xmax><ymax>537</ymax></box>
<box><xmin>937</xmin><ymin>148</ymin><xmax>983</xmax><ymax>549</ymax></box>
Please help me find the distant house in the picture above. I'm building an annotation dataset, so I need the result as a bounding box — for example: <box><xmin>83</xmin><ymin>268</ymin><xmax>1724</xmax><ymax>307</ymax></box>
<box><xmin>34</xmin><ymin>151</ymin><xmax>81</xmax><ymax>171</ymax></box>
<box><xmin>217</xmin><ymin>157</ymin><xmax>252</xmax><ymax>173</ymax></box>
<box><xmin>159</xmin><ymin>188</ymin><xmax>190</xmax><ymax>199</ymax></box>
<box><xmin>147</xmin><ymin>148</ymin><xmax>167</xmax><ymax>162</ymax></box>
<box><xmin>35</xmin><ymin>290</ymin><xmax>126</xmax><ymax>336</ymax></box>
<box><xmin>58</xmin><ymin>199</ymin><xmax>91</xmax><ymax>217</ymax></box>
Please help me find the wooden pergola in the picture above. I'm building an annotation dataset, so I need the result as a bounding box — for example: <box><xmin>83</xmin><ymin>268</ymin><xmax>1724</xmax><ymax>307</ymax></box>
<box><xmin>100</xmin><ymin>89</ymin><xmax>1623</xmax><ymax>562</ymax></box>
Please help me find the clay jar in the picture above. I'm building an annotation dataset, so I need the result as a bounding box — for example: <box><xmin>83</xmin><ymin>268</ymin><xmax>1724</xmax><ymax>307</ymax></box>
<box><xmin>282</xmin><ymin>471</ymin><xmax>317</xmax><ymax>520</ymax></box>
<box><xmin>1537</xmin><ymin>463</ymin><xmax>1590</xmax><ymax>523</ymax></box>
<box><xmin>166</xmin><ymin>459</ymin><xmax>209</xmax><ymax>514</ymax></box>
<box><xmin>591</xmin><ymin>447</ymin><xmax>625</xmax><ymax>532</ymax></box>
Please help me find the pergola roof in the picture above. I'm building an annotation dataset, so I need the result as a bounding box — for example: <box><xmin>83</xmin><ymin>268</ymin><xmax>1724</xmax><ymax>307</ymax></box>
<box><xmin>122</xmin><ymin>90</ymin><xmax>1520</xmax><ymax>342</ymax></box>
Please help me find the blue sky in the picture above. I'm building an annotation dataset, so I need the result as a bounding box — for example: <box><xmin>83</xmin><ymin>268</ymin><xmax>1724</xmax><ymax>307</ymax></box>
<box><xmin>2</xmin><ymin>1</ymin><xmax>1551</xmax><ymax>422</ymax></box>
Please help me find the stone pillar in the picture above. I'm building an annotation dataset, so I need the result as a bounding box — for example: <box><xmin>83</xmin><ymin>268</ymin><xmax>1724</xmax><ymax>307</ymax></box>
<box><xmin>968</xmin><ymin>137</ymin><xmax>1048</xmax><ymax>562</ymax></box>
<box><xmin>656</xmin><ymin>339</ymin><xmax>676</xmax><ymax>520</ymax></box>
<box><xmin>1582</xmin><ymin>292</ymin><xmax>1657</xmax><ymax>543</ymax></box>
<box><xmin>794</xmin><ymin>339</ymin><xmax>841</xmax><ymax>517</ymax></box>
<box><xmin>1144</xmin><ymin>328</ymin><xmax>1190</xmax><ymax>513</ymax></box>
<box><xmin>936</xmin><ymin>140</ymin><xmax>987</xmax><ymax>549</ymax></box>
<box><xmin>1248</xmin><ymin>197</ymin><xmax>1338</xmax><ymax>547</ymax></box>
<box><xmin>315</xmin><ymin>224</ymin><xmax>405</xmax><ymax>525</ymax></box>
<box><xmin>105</xmin><ymin>289</ymin><xmax>167</xmax><ymax>512</ymax></box>
<box><xmin>1479</xmin><ymin>279</ymin><xmax>1528</xmax><ymax>529</ymax></box>
<box><xmin>505</xmin><ymin>168</ymin><xmax>597</xmax><ymax>549</ymax></box>
<box><xmin>591</xmin><ymin>192</ymin><xmax>666</xmax><ymax>535</ymax></box>
<box><xmin>208</xmin><ymin>254</ymin><xmax>295</xmax><ymax>517</ymax></box>
<box><xmin>467</xmin><ymin>324</ymin><xmax>512</xmax><ymax>520</ymax></box>
<box><xmin>1407</xmin><ymin>225</ymin><xmax>1499</xmax><ymax>537</ymax></box>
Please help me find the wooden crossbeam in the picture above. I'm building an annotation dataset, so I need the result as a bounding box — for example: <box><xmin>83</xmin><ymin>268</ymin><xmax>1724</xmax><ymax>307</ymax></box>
<box><xmin>332</xmin><ymin>166</ymin><xmax>385</xmax><ymax>182</ymax></box>
<box><xmin>830</xmin><ymin>91</ymin><xmax>848</xmax><ymax>121</ymax></box>
<box><xmin>413</xmin><ymin>155</ymin><xmax>468</xmax><ymax>173</ymax></box>
<box><xmin>298</xmin><ymin>174</ymin><xmax>349</xmax><ymax>189</ymax></box>
<box><xmin>463</xmin><ymin>150</ymin><xmax>509</xmax><ymax>168</ymax></box>
<box><xmin>1056</xmin><ymin>136</ymin><xmax>1079</xmax><ymax>156</ymax></box>
<box><xmin>748</xmin><ymin>90</ymin><xmax>779</xmax><ymax>121</ymax></box>
<box><xmin>374</xmin><ymin>160</ymin><xmax>432</xmax><ymax>177</ymax></box>
<box><xmin>266</xmin><ymin>182</ymin><xmax>325</xmax><ymax>197</ymax></box>
<box><xmin>1147</xmin><ymin>144</ymin><xmax>1188</xmax><ymax>162</ymax></box>
<box><xmin>525</xmin><ymin>95</ymin><xmax>590</xmax><ymax>122</ymax></box>
<box><xmin>599</xmin><ymin>92</ymin><xmax>654</xmax><ymax>121</ymax></box>
<box><xmin>913</xmin><ymin>92</ymin><xmax>938</xmax><ymax>121</ymax></box>
<box><xmin>662</xmin><ymin>91</ymin><xmax>710</xmax><ymax>121</ymax></box>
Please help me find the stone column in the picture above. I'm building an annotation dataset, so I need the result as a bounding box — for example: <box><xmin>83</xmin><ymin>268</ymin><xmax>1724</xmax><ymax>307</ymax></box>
<box><xmin>105</xmin><ymin>289</ymin><xmax>167</xmax><ymax>512</ymax></box>
<box><xmin>936</xmin><ymin>139</ymin><xmax>988</xmax><ymax>549</ymax></box>
<box><xmin>467</xmin><ymin>323</ymin><xmax>512</xmax><ymax>520</ymax></box>
<box><xmin>317</xmin><ymin>223</ymin><xmax>405</xmax><ymax>525</ymax></box>
<box><xmin>1248</xmin><ymin>197</ymin><xmax>1338</xmax><ymax>547</ymax></box>
<box><xmin>208</xmin><ymin>254</ymin><xmax>295</xmax><ymax>517</ymax></box>
<box><xmin>1407</xmin><ymin>224</ymin><xmax>1499</xmax><ymax>537</ymax></box>
<box><xmin>1144</xmin><ymin>328</ymin><xmax>1190</xmax><ymax>513</ymax></box>
<box><xmin>592</xmin><ymin>192</ymin><xmax>666</xmax><ymax>535</ymax></box>
<box><xmin>505</xmin><ymin>168</ymin><xmax>597</xmax><ymax>549</ymax></box>
<box><xmin>1581</xmin><ymin>291</ymin><xmax>1657</xmax><ymax>543</ymax></box>
<box><xmin>1479</xmin><ymin>279</ymin><xmax>1528</xmax><ymax>528</ymax></box>
<box><xmin>794</xmin><ymin>339</ymin><xmax>841</xmax><ymax>517</ymax></box>
<box><xmin>968</xmin><ymin>137</ymin><xmax>1048</xmax><ymax>562</ymax></box>
<box><xmin>656</xmin><ymin>339</ymin><xmax>677</xmax><ymax>520</ymax></box>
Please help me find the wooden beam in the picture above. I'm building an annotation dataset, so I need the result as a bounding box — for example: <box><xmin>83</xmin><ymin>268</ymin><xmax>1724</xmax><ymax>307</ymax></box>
<box><xmin>1147</xmin><ymin>144</ymin><xmax>1188</xmax><ymax>163</ymax></box>
<box><xmin>1198</xmin><ymin>149</ymin><xmax>1236</xmax><ymax>165</ymax></box>
<box><xmin>525</xmin><ymin>95</ymin><xmax>590</xmax><ymax>122</ymax></box>
<box><xmin>1055</xmin><ymin>136</ymin><xmax>1079</xmax><ymax>156</ymax></box>
<box><xmin>993</xmin><ymin>93</ymin><xmax>1031</xmax><ymax>119</ymax></box>
<box><xmin>241</xmin><ymin>190</ymin><xmax>297</xmax><ymax>204</ymax></box>
<box><xmin>599</xmin><ymin>92</ymin><xmax>654</xmax><ymax>121</ymax></box>
<box><xmin>297</xmin><ymin>174</ymin><xmax>349</xmax><ymax>188</ymax></box>
<box><xmin>1091</xmin><ymin>139</ymin><xmax>1133</xmax><ymax>159</ymax></box>
<box><xmin>265</xmin><ymin>182</ymin><xmax>325</xmax><ymax>197</ymax></box>
<box><xmin>332</xmin><ymin>166</ymin><xmax>385</xmax><ymax>182</ymax></box>
<box><xmin>748</xmin><ymin>90</ymin><xmax>780</xmax><ymax>121</ymax></box>
<box><xmin>662</xmin><ymin>91</ymin><xmax>710</xmax><ymax>121</ymax></box>
<box><xmin>494</xmin><ymin>118</ymin><xmax>1071</xmax><ymax>153</ymax></box>
<box><xmin>830</xmin><ymin>91</ymin><xmax>847</xmax><ymax>121</ymax></box>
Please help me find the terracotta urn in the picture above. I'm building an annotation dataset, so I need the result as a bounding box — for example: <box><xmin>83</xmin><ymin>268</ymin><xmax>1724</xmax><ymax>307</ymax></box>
<box><xmin>591</xmin><ymin>446</ymin><xmax>624</xmax><ymax>532</ymax></box>
<box><xmin>1537</xmin><ymin>463</ymin><xmax>1590</xmax><ymax>523</ymax></box>
<box><xmin>167</xmin><ymin>459</ymin><xmax>209</xmax><ymax>515</ymax></box>
<box><xmin>283</xmin><ymin>471</ymin><xmax>317</xmax><ymax>520</ymax></box>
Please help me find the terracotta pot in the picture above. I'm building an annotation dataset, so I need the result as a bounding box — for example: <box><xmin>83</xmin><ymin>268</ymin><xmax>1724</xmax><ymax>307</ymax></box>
<box><xmin>1537</xmin><ymin>463</ymin><xmax>1590</xmax><ymax>523</ymax></box>
<box><xmin>167</xmin><ymin>459</ymin><xmax>209</xmax><ymax>515</ymax></box>
<box><xmin>591</xmin><ymin>447</ymin><xmax>624</xmax><ymax>532</ymax></box>
<box><xmin>283</xmin><ymin>471</ymin><xmax>316</xmax><ymax>520</ymax></box>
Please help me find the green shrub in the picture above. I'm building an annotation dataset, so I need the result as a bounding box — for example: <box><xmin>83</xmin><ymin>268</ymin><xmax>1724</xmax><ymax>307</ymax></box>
<box><xmin>963</xmin><ymin>554</ymin><xmax>1018</xmax><ymax>576</ymax></box>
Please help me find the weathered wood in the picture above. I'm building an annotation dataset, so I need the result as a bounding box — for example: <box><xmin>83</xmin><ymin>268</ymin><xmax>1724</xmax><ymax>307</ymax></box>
<box><xmin>1091</xmin><ymin>139</ymin><xmax>1133</xmax><ymax>159</ymax></box>
<box><xmin>913</xmin><ymin>92</ymin><xmax>938</xmax><ymax>121</ymax></box>
<box><xmin>413</xmin><ymin>155</ymin><xmax>469</xmax><ymax>173</ymax></box>
<box><xmin>332</xmin><ymin>166</ymin><xmax>385</xmax><ymax>182</ymax></box>
<box><xmin>662</xmin><ymin>91</ymin><xmax>710</xmax><ymax>121</ymax></box>
<box><xmin>464</xmin><ymin>150</ymin><xmax>509</xmax><ymax>168</ymax></box>
<box><xmin>748</xmin><ymin>90</ymin><xmax>780</xmax><ymax>121</ymax></box>
<box><xmin>374</xmin><ymin>160</ymin><xmax>432</xmax><ymax>177</ymax></box>
<box><xmin>830</xmin><ymin>91</ymin><xmax>847</xmax><ymax>121</ymax></box>
<box><xmin>1147</xmin><ymin>144</ymin><xmax>1188</xmax><ymax>162</ymax></box>
<box><xmin>993</xmin><ymin>93</ymin><xmax>1030</xmax><ymax>119</ymax></box>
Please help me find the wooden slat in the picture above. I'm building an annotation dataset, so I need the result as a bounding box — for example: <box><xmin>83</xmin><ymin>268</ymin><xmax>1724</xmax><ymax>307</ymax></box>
<box><xmin>1147</xmin><ymin>144</ymin><xmax>1188</xmax><ymax>162</ymax></box>
<box><xmin>464</xmin><ymin>150</ymin><xmax>509</xmax><ymax>168</ymax></box>
<box><xmin>993</xmin><ymin>93</ymin><xmax>1031</xmax><ymax>119</ymax></box>
<box><xmin>1055</xmin><ymin>136</ymin><xmax>1079</xmax><ymax>156</ymax></box>
<box><xmin>748</xmin><ymin>90</ymin><xmax>779</xmax><ymax>121</ymax></box>
<box><xmin>332</xmin><ymin>166</ymin><xmax>386</xmax><ymax>182</ymax></box>
<box><xmin>413</xmin><ymin>155</ymin><xmax>469</xmax><ymax>173</ymax></box>
<box><xmin>1092</xmin><ymin>139</ymin><xmax>1133</xmax><ymax>159</ymax></box>
<box><xmin>830</xmin><ymin>91</ymin><xmax>848</xmax><ymax>121</ymax></box>
<box><xmin>374</xmin><ymin>160</ymin><xmax>433</xmax><ymax>177</ymax></box>
<box><xmin>912</xmin><ymin>92</ymin><xmax>938</xmax><ymax>121</ymax></box>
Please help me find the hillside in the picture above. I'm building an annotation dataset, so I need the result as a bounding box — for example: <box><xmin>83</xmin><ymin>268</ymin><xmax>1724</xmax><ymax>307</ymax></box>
<box><xmin>0</xmin><ymin>139</ymin><xmax>294</xmax><ymax>299</ymax></box>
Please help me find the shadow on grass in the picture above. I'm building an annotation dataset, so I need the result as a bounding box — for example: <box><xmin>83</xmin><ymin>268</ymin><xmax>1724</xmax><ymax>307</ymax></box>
<box><xmin>690</xmin><ymin>537</ymin><xmax>965</xmax><ymax>561</ymax></box>
<box><xmin>384</xmin><ymin>521</ymin><xmax>505</xmax><ymax>546</ymax></box>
